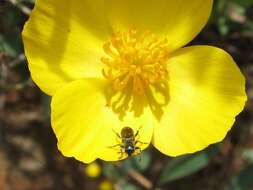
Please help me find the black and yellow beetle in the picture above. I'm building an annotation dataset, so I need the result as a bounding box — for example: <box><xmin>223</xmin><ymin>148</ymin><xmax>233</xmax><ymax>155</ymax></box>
<box><xmin>110</xmin><ymin>126</ymin><xmax>147</xmax><ymax>159</ymax></box>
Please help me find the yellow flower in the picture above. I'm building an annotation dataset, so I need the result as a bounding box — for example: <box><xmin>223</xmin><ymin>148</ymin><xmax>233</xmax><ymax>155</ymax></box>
<box><xmin>22</xmin><ymin>0</ymin><xmax>247</xmax><ymax>163</ymax></box>
<box><xmin>99</xmin><ymin>180</ymin><xmax>114</xmax><ymax>190</ymax></box>
<box><xmin>85</xmin><ymin>162</ymin><xmax>101</xmax><ymax>178</ymax></box>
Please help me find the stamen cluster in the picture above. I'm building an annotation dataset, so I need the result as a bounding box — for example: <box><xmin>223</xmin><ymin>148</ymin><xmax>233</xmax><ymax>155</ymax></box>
<box><xmin>101</xmin><ymin>28</ymin><xmax>170</xmax><ymax>95</ymax></box>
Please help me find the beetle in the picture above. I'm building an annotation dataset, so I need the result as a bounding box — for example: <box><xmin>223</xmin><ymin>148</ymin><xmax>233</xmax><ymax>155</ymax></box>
<box><xmin>110</xmin><ymin>126</ymin><xmax>147</xmax><ymax>159</ymax></box>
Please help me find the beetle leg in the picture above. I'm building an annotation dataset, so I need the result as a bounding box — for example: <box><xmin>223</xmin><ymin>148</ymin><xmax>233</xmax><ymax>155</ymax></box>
<box><xmin>134</xmin><ymin>125</ymin><xmax>143</xmax><ymax>138</ymax></box>
<box><xmin>135</xmin><ymin>140</ymin><xmax>148</xmax><ymax>146</ymax></box>
<box><xmin>135</xmin><ymin>147</ymin><xmax>142</xmax><ymax>161</ymax></box>
<box><xmin>108</xmin><ymin>143</ymin><xmax>124</xmax><ymax>149</ymax></box>
<box><xmin>112</xmin><ymin>129</ymin><xmax>122</xmax><ymax>144</ymax></box>
<box><xmin>118</xmin><ymin>149</ymin><xmax>125</xmax><ymax>159</ymax></box>
<box><xmin>134</xmin><ymin>130</ymin><xmax>139</xmax><ymax>138</ymax></box>
<box><xmin>135</xmin><ymin>146</ymin><xmax>143</xmax><ymax>160</ymax></box>
<box><xmin>135</xmin><ymin>146</ymin><xmax>141</xmax><ymax>152</ymax></box>
<box><xmin>112</xmin><ymin>129</ymin><xmax>121</xmax><ymax>139</ymax></box>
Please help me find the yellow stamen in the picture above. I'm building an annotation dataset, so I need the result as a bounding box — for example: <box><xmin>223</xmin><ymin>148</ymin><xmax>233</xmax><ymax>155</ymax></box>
<box><xmin>101</xmin><ymin>28</ymin><xmax>170</xmax><ymax>95</ymax></box>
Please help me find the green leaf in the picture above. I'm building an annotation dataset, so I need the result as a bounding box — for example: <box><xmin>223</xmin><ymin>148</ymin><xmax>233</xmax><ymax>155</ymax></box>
<box><xmin>218</xmin><ymin>17</ymin><xmax>230</xmax><ymax>36</ymax></box>
<box><xmin>102</xmin><ymin>164</ymin><xmax>121</xmax><ymax>179</ymax></box>
<box><xmin>121</xmin><ymin>183</ymin><xmax>139</xmax><ymax>190</ymax></box>
<box><xmin>242</xmin><ymin>149</ymin><xmax>253</xmax><ymax>163</ymax></box>
<box><xmin>132</xmin><ymin>152</ymin><xmax>151</xmax><ymax>172</ymax></box>
<box><xmin>122</xmin><ymin>151</ymin><xmax>151</xmax><ymax>172</ymax></box>
<box><xmin>0</xmin><ymin>32</ymin><xmax>23</xmax><ymax>57</ymax></box>
<box><xmin>227</xmin><ymin>164</ymin><xmax>253</xmax><ymax>190</ymax></box>
<box><xmin>116</xmin><ymin>178</ymin><xmax>141</xmax><ymax>190</ymax></box>
<box><xmin>0</xmin><ymin>6</ymin><xmax>24</xmax><ymax>57</ymax></box>
<box><xmin>158</xmin><ymin>144</ymin><xmax>220</xmax><ymax>185</ymax></box>
<box><xmin>41</xmin><ymin>94</ymin><xmax>51</xmax><ymax>119</ymax></box>
<box><xmin>231</xmin><ymin>0</ymin><xmax>253</xmax><ymax>8</ymax></box>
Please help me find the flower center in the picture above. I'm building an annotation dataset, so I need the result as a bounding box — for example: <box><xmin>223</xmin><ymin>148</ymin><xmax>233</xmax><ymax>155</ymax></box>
<box><xmin>101</xmin><ymin>28</ymin><xmax>170</xmax><ymax>95</ymax></box>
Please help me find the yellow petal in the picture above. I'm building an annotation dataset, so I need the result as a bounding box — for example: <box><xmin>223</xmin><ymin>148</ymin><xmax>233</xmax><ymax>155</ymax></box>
<box><xmin>152</xmin><ymin>46</ymin><xmax>247</xmax><ymax>156</ymax></box>
<box><xmin>22</xmin><ymin>0</ymin><xmax>111</xmax><ymax>95</ymax></box>
<box><xmin>106</xmin><ymin>0</ymin><xmax>213</xmax><ymax>51</ymax></box>
<box><xmin>51</xmin><ymin>79</ymin><xmax>153</xmax><ymax>163</ymax></box>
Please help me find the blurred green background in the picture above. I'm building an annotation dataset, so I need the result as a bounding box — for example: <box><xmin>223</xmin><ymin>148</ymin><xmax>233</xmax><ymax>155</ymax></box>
<box><xmin>0</xmin><ymin>0</ymin><xmax>253</xmax><ymax>190</ymax></box>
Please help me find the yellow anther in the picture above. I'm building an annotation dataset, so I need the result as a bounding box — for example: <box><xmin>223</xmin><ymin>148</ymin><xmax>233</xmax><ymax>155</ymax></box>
<box><xmin>101</xmin><ymin>29</ymin><xmax>170</xmax><ymax>95</ymax></box>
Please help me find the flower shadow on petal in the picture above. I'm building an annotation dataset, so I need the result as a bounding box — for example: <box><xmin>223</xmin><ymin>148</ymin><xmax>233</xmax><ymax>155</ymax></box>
<box><xmin>146</xmin><ymin>82</ymin><xmax>170</xmax><ymax>121</ymax></box>
<box><xmin>104</xmin><ymin>81</ymin><xmax>170</xmax><ymax>121</ymax></box>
